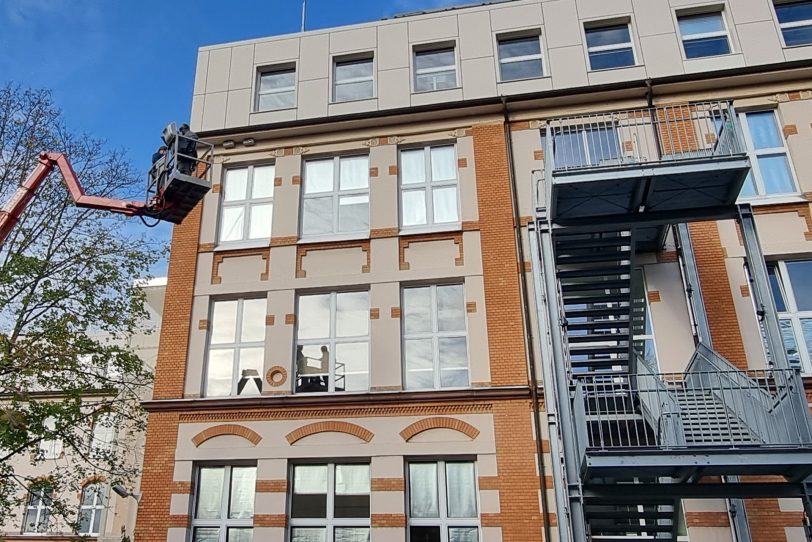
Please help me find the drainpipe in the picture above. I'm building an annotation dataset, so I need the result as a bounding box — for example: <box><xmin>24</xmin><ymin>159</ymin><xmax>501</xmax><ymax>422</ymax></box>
<box><xmin>500</xmin><ymin>95</ymin><xmax>553</xmax><ymax>542</ymax></box>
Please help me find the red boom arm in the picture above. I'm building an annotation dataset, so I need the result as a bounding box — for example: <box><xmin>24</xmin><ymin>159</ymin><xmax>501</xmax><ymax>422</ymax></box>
<box><xmin>0</xmin><ymin>152</ymin><xmax>147</xmax><ymax>246</ymax></box>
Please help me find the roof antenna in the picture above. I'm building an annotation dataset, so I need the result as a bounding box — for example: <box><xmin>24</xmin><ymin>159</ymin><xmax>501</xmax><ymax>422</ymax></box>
<box><xmin>301</xmin><ymin>0</ymin><xmax>307</xmax><ymax>32</ymax></box>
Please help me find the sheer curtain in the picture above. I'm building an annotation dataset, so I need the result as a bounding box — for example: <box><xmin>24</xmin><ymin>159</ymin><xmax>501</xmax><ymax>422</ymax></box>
<box><xmin>409</xmin><ymin>463</ymin><xmax>439</xmax><ymax>517</ymax></box>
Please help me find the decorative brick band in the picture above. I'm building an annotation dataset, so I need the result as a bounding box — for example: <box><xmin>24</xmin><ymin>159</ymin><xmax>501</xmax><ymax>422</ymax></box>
<box><xmin>285</xmin><ymin>421</ymin><xmax>374</xmax><ymax>444</ymax></box>
<box><xmin>371</xmin><ymin>514</ymin><xmax>406</xmax><ymax>527</ymax></box>
<box><xmin>169</xmin><ymin>481</ymin><xmax>193</xmax><ymax>494</ymax></box>
<box><xmin>656</xmin><ymin>250</ymin><xmax>679</xmax><ymax>263</ymax></box>
<box><xmin>191</xmin><ymin>424</ymin><xmax>263</xmax><ymax>447</ymax></box>
<box><xmin>371</xmin><ymin>478</ymin><xmax>405</xmax><ymax>492</ymax></box>
<box><xmin>399</xmin><ymin>416</ymin><xmax>480</xmax><ymax>442</ymax></box>
<box><xmin>647</xmin><ymin>291</ymin><xmax>661</xmax><ymax>303</ymax></box>
<box><xmin>254</xmin><ymin>514</ymin><xmax>288</xmax><ymax>527</ymax></box>
<box><xmin>168</xmin><ymin>514</ymin><xmax>189</xmax><ymax>528</ymax></box>
<box><xmin>685</xmin><ymin>512</ymin><xmax>731</xmax><ymax>527</ymax></box>
<box><xmin>478</xmin><ymin>476</ymin><xmax>500</xmax><ymax>490</ymax></box>
<box><xmin>212</xmin><ymin>247</ymin><xmax>270</xmax><ymax>284</ymax></box>
<box><xmin>295</xmin><ymin>240</ymin><xmax>371</xmax><ymax>278</ymax></box>
<box><xmin>270</xmin><ymin>236</ymin><xmax>298</xmax><ymax>247</ymax></box>
<box><xmin>80</xmin><ymin>475</ymin><xmax>107</xmax><ymax>488</ymax></box>
<box><xmin>274</xmin><ymin>177</ymin><xmax>283</xmax><ymax>187</ymax></box>
<box><xmin>256</xmin><ymin>480</ymin><xmax>288</xmax><ymax>493</ymax></box>
<box><xmin>399</xmin><ymin>231</ymin><xmax>463</xmax><ymax>270</ymax></box>
<box><xmin>371</xmin><ymin>227</ymin><xmax>399</xmax><ymax>238</ymax></box>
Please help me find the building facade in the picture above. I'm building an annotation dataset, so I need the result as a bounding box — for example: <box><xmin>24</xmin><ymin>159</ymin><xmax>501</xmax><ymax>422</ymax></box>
<box><xmin>1</xmin><ymin>278</ymin><xmax>166</xmax><ymax>541</ymax></box>
<box><xmin>137</xmin><ymin>1</ymin><xmax>812</xmax><ymax>541</ymax></box>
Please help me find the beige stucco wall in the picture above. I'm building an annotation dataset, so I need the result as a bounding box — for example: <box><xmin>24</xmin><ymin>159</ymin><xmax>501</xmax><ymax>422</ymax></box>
<box><xmin>191</xmin><ymin>0</ymin><xmax>812</xmax><ymax>133</ymax></box>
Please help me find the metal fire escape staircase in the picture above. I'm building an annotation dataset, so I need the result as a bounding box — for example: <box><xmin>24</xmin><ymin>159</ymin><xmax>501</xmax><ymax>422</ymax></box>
<box><xmin>529</xmin><ymin>101</ymin><xmax>812</xmax><ymax>542</ymax></box>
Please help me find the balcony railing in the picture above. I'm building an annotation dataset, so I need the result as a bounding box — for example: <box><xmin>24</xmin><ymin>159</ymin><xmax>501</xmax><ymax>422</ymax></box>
<box><xmin>546</xmin><ymin>101</ymin><xmax>745</xmax><ymax>174</ymax></box>
<box><xmin>574</xmin><ymin>351</ymin><xmax>812</xmax><ymax>453</ymax></box>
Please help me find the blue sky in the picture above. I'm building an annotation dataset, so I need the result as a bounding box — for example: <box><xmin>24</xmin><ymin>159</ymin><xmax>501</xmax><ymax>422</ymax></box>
<box><xmin>0</xmin><ymin>0</ymin><xmax>459</xmax><ymax>275</ymax></box>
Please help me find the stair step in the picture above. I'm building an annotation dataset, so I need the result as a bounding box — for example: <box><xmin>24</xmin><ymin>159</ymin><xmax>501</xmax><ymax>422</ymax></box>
<box><xmin>570</xmin><ymin>345</ymin><xmax>630</xmax><ymax>355</ymax></box>
<box><xmin>593</xmin><ymin>524</ymin><xmax>675</xmax><ymax>534</ymax></box>
<box><xmin>558</xmin><ymin>266</ymin><xmax>631</xmax><ymax>280</ymax></box>
<box><xmin>586</xmin><ymin>510</ymin><xmax>674</xmax><ymax>520</ymax></box>
<box><xmin>566</xmin><ymin>306</ymin><xmax>630</xmax><ymax>318</ymax></box>
<box><xmin>567</xmin><ymin>320</ymin><xmax>630</xmax><ymax>331</ymax></box>
<box><xmin>556</xmin><ymin>236</ymin><xmax>631</xmax><ymax>250</ymax></box>
<box><xmin>571</xmin><ymin>359</ymin><xmax>630</xmax><ymax>369</ymax></box>
<box><xmin>563</xmin><ymin>294</ymin><xmax>630</xmax><ymax>305</ymax></box>
<box><xmin>561</xmin><ymin>280</ymin><xmax>630</xmax><ymax>292</ymax></box>
<box><xmin>557</xmin><ymin>251</ymin><xmax>631</xmax><ymax>264</ymax></box>
<box><xmin>567</xmin><ymin>332</ymin><xmax>630</xmax><ymax>343</ymax></box>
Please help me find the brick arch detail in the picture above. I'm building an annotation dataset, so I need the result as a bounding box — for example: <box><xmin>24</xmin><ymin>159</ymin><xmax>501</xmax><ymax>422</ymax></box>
<box><xmin>191</xmin><ymin>424</ymin><xmax>262</xmax><ymax>447</ymax></box>
<box><xmin>285</xmin><ymin>421</ymin><xmax>374</xmax><ymax>444</ymax></box>
<box><xmin>80</xmin><ymin>475</ymin><xmax>107</xmax><ymax>488</ymax></box>
<box><xmin>399</xmin><ymin>417</ymin><xmax>480</xmax><ymax>442</ymax></box>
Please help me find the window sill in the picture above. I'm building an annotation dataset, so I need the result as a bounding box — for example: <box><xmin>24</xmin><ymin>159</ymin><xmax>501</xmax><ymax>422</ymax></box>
<box><xmin>587</xmin><ymin>63</ymin><xmax>643</xmax><ymax>73</ymax></box>
<box><xmin>498</xmin><ymin>74</ymin><xmax>551</xmax><ymax>84</ymax></box>
<box><xmin>214</xmin><ymin>240</ymin><xmax>271</xmax><ymax>252</ymax></box>
<box><xmin>399</xmin><ymin>223</ymin><xmax>462</xmax><ymax>236</ymax></box>
<box><xmin>412</xmin><ymin>86</ymin><xmax>462</xmax><ymax>95</ymax></box>
<box><xmin>329</xmin><ymin>96</ymin><xmax>377</xmax><ymax>105</ymax></box>
<box><xmin>782</xmin><ymin>42</ymin><xmax>812</xmax><ymax>50</ymax></box>
<box><xmin>298</xmin><ymin>232</ymin><xmax>370</xmax><ymax>245</ymax></box>
<box><xmin>252</xmin><ymin>106</ymin><xmax>297</xmax><ymax>114</ymax></box>
<box><xmin>682</xmin><ymin>52</ymin><xmax>735</xmax><ymax>61</ymax></box>
<box><xmin>738</xmin><ymin>194</ymin><xmax>807</xmax><ymax>206</ymax></box>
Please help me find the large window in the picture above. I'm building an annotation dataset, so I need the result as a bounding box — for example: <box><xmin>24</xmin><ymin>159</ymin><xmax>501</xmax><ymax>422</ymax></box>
<box><xmin>191</xmin><ymin>466</ymin><xmax>256</xmax><ymax>542</ymax></box>
<box><xmin>90</xmin><ymin>412</ymin><xmax>117</xmax><ymax>456</ymax></box>
<box><xmin>205</xmin><ymin>298</ymin><xmax>266</xmax><ymax>397</ymax></box>
<box><xmin>585</xmin><ymin>23</ymin><xmax>635</xmax><ymax>70</ymax></box>
<box><xmin>553</xmin><ymin>125</ymin><xmax>621</xmax><ymax>169</ymax></box>
<box><xmin>23</xmin><ymin>485</ymin><xmax>52</xmax><ymax>533</ymax></box>
<box><xmin>333</xmin><ymin>56</ymin><xmax>374</xmax><ymax>102</ymax></box>
<box><xmin>400</xmin><ymin>145</ymin><xmax>459</xmax><ymax>229</ymax></box>
<box><xmin>403</xmin><ymin>284</ymin><xmax>469</xmax><ymax>389</ymax></box>
<box><xmin>302</xmin><ymin>156</ymin><xmax>369</xmax><ymax>239</ymax></box>
<box><xmin>38</xmin><ymin>438</ymin><xmax>62</xmax><ymax>460</ymax></box>
<box><xmin>219</xmin><ymin>165</ymin><xmax>275</xmax><ymax>243</ymax></box>
<box><xmin>414</xmin><ymin>47</ymin><xmax>457</xmax><ymax>92</ymax></box>
<box><xmin>768</xmin><ymin>260</ymin><xmax>812</xmax><ymax>373</ymax></box>
<box><xmin>408</xmin><ymin>461</ymin><xmax>479</xmax><ymax>542</ymax></box>
<box><xmin>296</xmin><ymin>292</ymin><xmax>369</xmax><ymax>394</ymax></box>
<box><xmin>775</xmin><ymin>1</ymin><xmax>812</xmax><ymax>46</ymax></box>
<box><xmin>257</xmin><ymin>66</ymin><xmax>296</xmax><ymax>111</ymax></box>
<box><xmin>289</xmin><ymin>463</ymin><xmax>370</xmax><ymax>542</ymax></box>
<box><xmin>497</xmin><ymin>34</ymin><xmax>544</xmax><ymax>81</ymax></box>
<box><xmin>78</xmin><ymin>483</ymin><xmax>106</xmax><ymax>536</ymax></box>
<box><xmin>738</xmin><ymin>111</ymin><xmax>797</xmax><ymax>198</ymax></box>
<box><xmin>678</xmin><ymin>11</ymin><xmax>731</xmax><ymax>59</ymax></box>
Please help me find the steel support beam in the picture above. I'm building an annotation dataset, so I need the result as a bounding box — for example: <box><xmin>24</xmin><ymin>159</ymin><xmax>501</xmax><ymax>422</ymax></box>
<box><xmin>584</xmin><ymin>482</ymin><xmax>807</xmax><ymax>500</ymax></box>
<box><xmin>674</xmin><ymin>223</ymin><xmax>712</xmax><ymax>346</ymax></box>
<box><xmin>554</xmin><ymin>205</ymin><xmax>739</xmax><ymax>231</ymax></box>
<box><xmin>738</xmin><ymin>204</ymin><xmax>791</xmax><ymax>369</ymax></box>
<box><xmin>534</xmin><ymin>215</ymin><xmax>588</xmax><ymax>542</ymax></box>
<box><xmin>529</xmin><ymin>221</ymin><xmax>574</xmax><ymax>542</ymax></box>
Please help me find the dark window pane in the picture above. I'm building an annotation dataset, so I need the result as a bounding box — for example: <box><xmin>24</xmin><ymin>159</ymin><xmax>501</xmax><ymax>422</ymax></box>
<box><xmin>768</xmin><ymin>264</ymin><xmax>787</xmax><ymax>312</ymax></box>
<box><xmin>786</xmin><ymin>260</ymin><xmax>812</xmax><ymax>310</ymax></box>
<box><xmin>776</xmin><ymin>1</ymin><xmax>812</xmax><ymax>24</ymax></box>
<box><xmin>500</xmin><ymin>59</ymin><xmax>543</xmax><ymax>80</ymax></box>
<box><xmin>782</xmin><ymin>25</ymin><xmax>812</xmax><ymax>46</ymax></box>
<box><xmin>334</xmin><ymin>494</ymin><xmax>370</xmax><ymax>518</ymax></box>
<box><xmin>588</xmin><ymin>48</ymin><xmax>635</xmax><ymax>70</ymax></box>
<box><xmin>291</xmin><ymin>494</ymin><xmax>327</xmax><ymax>518</ymax></box>
<box><xmin>683</xmin><ymin>36</ymin><xmax>730</xmax><ymax>58</ymax></box>
<box><xmin>498</xmin><ymin>36</ymin><xmax>541</xmax><ymax>59</ymax></box>
<box><xmin>410</xmin><ymin>526</ymin><xmax>442</xmax><ymax>542</ymax></box>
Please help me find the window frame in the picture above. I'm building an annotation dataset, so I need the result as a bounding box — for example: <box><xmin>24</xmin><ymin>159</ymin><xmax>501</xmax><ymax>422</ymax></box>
<box><xmin>89</xmin><ymin>411</ymin><xmax>117</xmax><ymax>457</ymax></box>
<box><xmin>22</xmin><ymin>485</ymin><xmax>52</xmax><ymax>534</ymax></box>
<box><xmin>38</xmin><ymin>438</ymin><xmax>63</xmax><ymax>460</ymax></box>
<box><xmin>584</xmin><ymin>22</ymin><xmax>637</xmax><ymax>71</ymax></box>
<box><xmin>300</xmin><ymin>154</ymin><xmax>371</xmax><ymax>241</ymax></box>
<box><xmin>406</xmin><ymin>460</ymin><xmax>481</xmax><ymax>542</ymax></box>
<box><xmin>77</xmin><ymin>483</ymin><xmax>106</xmax><ymax>536</ymax></box>
<box><xmin>413</xmin><ymin>45</ymin><xmax>459</xmax><ymax>93</ymax></box>
<box><xmin>255</xmin><ymin>65</ymin><xmax>296</xmax><ymax>112</ymax></box>
<box><xmin>401</xmin><ymin>283</ymin><xmax>470</xmax><ymax>390</ymax></box>
<box><xmin>774</xmin><ymin>0</ymin><xmax>812</xmax><ymax>47</ymax></box>
<box><xmin>288</xmin><ymin>462</ymin><xmax>371</xmax><ymax>542</ymax></box>
<box><xmin>495</xmin><ymin>32</ymin><xmax>545</xmax><ymax>82</ymax></box>
<box><xmin>204</xmin><ymin>298</ymin><xmax>267</xmax><ymax>398</ymax></box>
<box><xmin>677</xmin><ymin>9</ymin><xmax>732</xmax><ymax>59</ymax></box>
<box><xmin>190</xmin><ymin>465</ymin><xmax>256</xmax><ymax>542</ymax></box>
<box><xmin>398</xmin><ymin>144</ymin><xmax>461</xmax><ymax>231</ymax></box>
<box><xmin>768</xmin><ymin>260</ymin><xmax>812</xmax><ymax>374</ymax></box>
<box><xmin>332</xmin><ymin>54</ymin><xmax>375</xmax><ymax>103</ymax></box>
<box><xmin>295</xmin><ymin>291</ymin><xmax>370</xmax><ymax>394</ymax></box>
<box><xmin>218</xmin><ymin>164</ymin><xmax>276</xmax><ymax>246</ymax></box>
<box><xmin>737</xmin><ymin>109</ymin><xmax>800</xmax><ymax>199</ymax></box>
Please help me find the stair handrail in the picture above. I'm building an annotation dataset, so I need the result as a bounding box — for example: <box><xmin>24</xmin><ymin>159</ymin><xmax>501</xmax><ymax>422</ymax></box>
<box><xmin>636</xmin><ymin>355</ymin><xmax>686</xmax><ymax>448</ymax></box>
<box><xmin>685</xmin><ymin>344</ymin><xmax>812</xmax><ymax>445</ymax></box>
<box><xmin>573</xmin><ymin>380</ymin><xmax>588</xmax><ymax>464</ymax></box>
